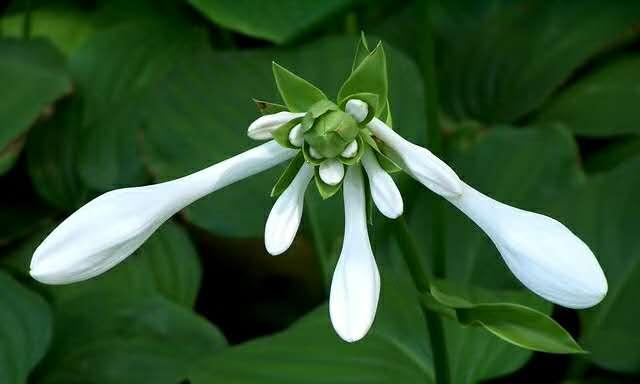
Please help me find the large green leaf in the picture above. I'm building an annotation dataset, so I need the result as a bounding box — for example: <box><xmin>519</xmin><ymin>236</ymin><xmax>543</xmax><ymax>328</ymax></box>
<box><xmin>34</xmin><ymin>295</ymin><xmax>227</xmax><ymax>384</ymax></box>
<box><xmin>548</xmin><ymin>156</ymin><xmax>640</xmax><ymax>373</ymax></box>
<box><xmin>141</xmin><ymin>36</ymin><xmax>424</xmax><ymax>238</ymax></box>
<box><xmin>187</xmin><ymin>0</ymin><xmax>357</xmax><ymax>44</ymax></box>
<box><xmin>375</xmin><ymin>0</ymin><xmax>640</xmax><ymax>123</ymax></box>
<box><xmin>69</xmin><ymin>20</ymin><xmax>209</xmax><ymax>189</ymax></box>
<box><xmin>0</xmin><ymin>38</ymin><xmax>71</xmax><ymax>175</ymax></box>
<box><xmin>2</xmin><ymin>221</ymin><xmax>201</xmax><ymax>308</ymax></box>
<box><xmin>0</xmin><ymin>270</ymin><xmax>52</xmax><ymax>384</ymax></box>
<box><xmin>536</xmin><ymin>55</ymin><xmax>640</xmax><ymax>137</ymax></box>
<box><xmin>376</xmin><ymin>126</ymin><xmax>578</xmax><ymax>382</ymax></box>
<box><xmin>188</xmin><ymin>277</ymin><xmax>435</xmax><ymax>383</ymax></box>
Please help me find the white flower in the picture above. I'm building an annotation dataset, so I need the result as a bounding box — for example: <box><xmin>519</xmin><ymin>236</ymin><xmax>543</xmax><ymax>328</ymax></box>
<box><xmin>329</xmin><ymin>165</ymin><xmax>380</xmax><ymax>342</ymax></box>
<box><xmin>247</xmin><ymin>111</ymin><xmax>305</xmax><ymax>140</ymax></box>
<box><xmin>30</xmin><ymin>141</ymin><xmax>297</xmax><ymax>284</ymax></box>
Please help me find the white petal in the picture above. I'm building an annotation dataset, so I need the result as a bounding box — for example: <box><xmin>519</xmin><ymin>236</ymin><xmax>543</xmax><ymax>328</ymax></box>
<box><xmin>247</xmin><ymin>111</ymin><xmax>304</xmax><ymax>140</ymax></box>
<box><xmin>319</xmin><ymin>159</ymin><xmax>344</xmax><ymax>186</ymax></box>
<box><xmin>361</xmin><ymin>150</ymin><xmax>403</xmax><ymax>219</ymax></box>
<box><xmin>448</xmin><ymin>183</ymin><xmax>608</xmax><ymax>309</ymax></box>
<box><xmin>368</xmin><ymin>117</ymin><xmax>463</xmax><ymax>198</ymax></box>
<box><xmin>346</xmin><ymin>99</ymin><xmax>368</xmax><ymax>123</ymax></box>
<box><xmin>340</xmin><ymin>140</ymin><xmax>358</xmax><ymax>158</ymax></box>
<box><xmin>288</xmin><ymin>123</ymin><xmax>304</xmax><ymax>147</ymax></box>
<box><xmin>329</xmin><ymin>166</ymin><xmax>380</xmax><ymax>342</ymax></box>
<box><xmin>264</xmin><ymin>164</ymin><xmax>313</xmax><ymax>255</ymax></box>
<box><xmin>30</xmin><ymin>141</ymin><xmax>297</xmax><ymax>285</ymax></box>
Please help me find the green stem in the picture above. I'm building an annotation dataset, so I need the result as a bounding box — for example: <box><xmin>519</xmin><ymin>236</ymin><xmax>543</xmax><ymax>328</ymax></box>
<box><xmin>22</xmin><ymin>0</ymin><xmax>32</xmax><ymax>39</ymax></box>
<box><xmin>304</xmin><ymin>200</ymin><xmax>330</xmax><ymax>295</ymax></box>
<box><xmin>394</xmin><ymin>218</ymin><xmax>450</xmax><ymax>384</ymax></box>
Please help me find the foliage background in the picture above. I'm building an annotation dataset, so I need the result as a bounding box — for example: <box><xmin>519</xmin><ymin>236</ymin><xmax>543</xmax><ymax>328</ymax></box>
<box><xmin>0</xmin><ymin>0</ymin><xmax>639</xmax><ymax>383</ymax></box>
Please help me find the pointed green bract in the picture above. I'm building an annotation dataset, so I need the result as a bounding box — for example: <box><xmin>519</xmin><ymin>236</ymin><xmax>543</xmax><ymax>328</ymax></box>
<box><xmin>430</xmin><ymin>283</ymin><xmax>585</xmax><ymax>354</ymax></box>
<box><xmin>351</xmin><ymin>31</ymin><xmax>371</xmax><ymax>72</ymax></box>
<box><xmin>338</xmin><ymin>42</ymin><xmax>388</xmax><ymax>116</ymax></box>
<box><xmin>314</xmin><ymin>167</ymin><xmax>342</xmax><ymax>199</ymax></box>
<box><xmin>271</xmin><ymin>152</ymin><xmax>305</xmax><ymax>197</ymax></box>
<box><xmin>272</xmin><ymin>62</ymin><xmax>327</xmax><ymax>112</ymax></box>
<box><xmin>253</xmin><ymin>99</ymin><xmax>288</xmax><ymax>115</ymax></box>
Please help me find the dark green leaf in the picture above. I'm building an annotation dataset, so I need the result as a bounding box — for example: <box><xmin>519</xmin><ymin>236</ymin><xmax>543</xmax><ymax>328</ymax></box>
<box><xmin>0</xmin><ymin>38</ymin><xmax>71</xmax><ymax>175</ymax></box>
<box><xmin>35</xmin><ymin>295</ymin><xmax>226</xmax><ymax>384</ymax></box>
<box><xmin>536</xmin><ymin>55</ymin><xmax>640</xmax><ymax>137</ymax></box>
<box><xmin>0</xmin><ymin>270</ymin><xmax>52</xmax><ymax>384</ymax></box>
<box><xmin>272</xmin><ymin>62</ymin><xmax>328</xmax><ymax>112</ymax></box>
<box><xmin>271</xmin><ymin>152</ymin><xmax>305</xmax><ymax>197</ymax></box>
<box><xmin>186</xmin><ymin>0</ymin><xmax>358</xmax><ymax>44</ymax></box>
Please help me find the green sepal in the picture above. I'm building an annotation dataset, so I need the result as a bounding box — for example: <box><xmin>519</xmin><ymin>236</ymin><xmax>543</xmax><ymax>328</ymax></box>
<box><xmin>253</xmin><ymin>99</ymin><xmax>288</xmax><ymax>115</ymax></box>
<box><xmin>314</xmin><ymin>166</ymin><xmax>342</xmax><ymax>199</ymax></box>
<box><xmin>272</xmin><ymin>62</ymin><xmax>327</xmax><ymax>112</ymax></box>
<box><xmin>380</xmin><ymin>99</ymin><xmax>393</xmax><ymax>127</ymax></box>
<box><xmin>339</xmin><ymin>134</ymin><xmax>366</xmax><ymax>166</ymax></box>
<box><xmin>363</xmin><ymin>169</ymin><xmax>374</xmax><ymax>225</ymax></box>
<box><xmin>302</xmin><ymin>142</ymin><xmax>324</xmax><ymax>165</ymax></box>
<box><xmin>429</xmin><ymin>282</ymin><xmax>586</xmax><ymax>354</ymax></box>
<box><xmin>338</xmin><ymin>42</ymin><xmax>388</xmax><ymax>116</ymax></box>
<box><xmin>339</xmin><ymin>92</ymin><xmax>379</xmax><ymax>125</ymax></box>
<box><xmin>271</xmin><ymin>152</ymin><xmax>305</xmax><ymax>197</ymax></box>
<box><xmin>351</xmin><ymin>31</ymin><xmax>371</xmax><ymax>72</ymax></box>
<box><xmin>271</xmin><ymin>117</ymin><xmax>303</xmax><ymax>149</ymax></box>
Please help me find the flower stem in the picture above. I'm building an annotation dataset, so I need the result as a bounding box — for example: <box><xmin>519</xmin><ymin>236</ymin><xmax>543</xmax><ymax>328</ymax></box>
<box><xmin>22</xmin><ymin>0</ymin><xmax>32</xmax><ymax>39</ymax></box>
<box><xmin>304</xmin><ymin>200</ymin><xmax>330</xmax><ymax>295</ymax></box>
<box><xmin>394</xmin><ymin>218</ymin><xmax>450</xmax><ymax>384</ymax></box>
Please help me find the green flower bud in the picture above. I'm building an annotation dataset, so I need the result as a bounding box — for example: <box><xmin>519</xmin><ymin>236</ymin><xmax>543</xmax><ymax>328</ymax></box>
<box><xmin>304</xmin><ymin>110</ymin><xmax>359</xmax><ymax>158</ymax></box>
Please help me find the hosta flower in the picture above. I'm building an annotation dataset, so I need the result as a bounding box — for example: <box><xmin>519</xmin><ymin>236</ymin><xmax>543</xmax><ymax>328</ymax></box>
<box><xmin>30</xmin><ymin>37</ymin><xmax>607</xmax><ymax>343</ymax></box>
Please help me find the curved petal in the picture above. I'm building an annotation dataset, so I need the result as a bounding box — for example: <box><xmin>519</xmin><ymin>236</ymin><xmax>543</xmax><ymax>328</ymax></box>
<box><xmin>329</xmin><ymin>165</ymin><xmax>381</xmax><ymax>342</ymax></box>
<box><xmin>368</xmin><ymin>117</ymin><xmax>462</xmax><ymax>198</ymax></box>
<box><xmin>30</xmin><ymin>141</ymin><xmax>297</xmax><ymax>285</ymax></box>
<box><xmin>448</xmin><ymin>183</ymin><xmax>608</xmax><ymax>309</ymax></box>
<box><xmin>361</xmin><ymin>150</ymin><xmax>403</xmax><ymax>219</ymax></box>
<box><xmin>264</xmin><ymin>163</ymin><xmax>314</xmax><ymax>255</ymax></box>
<box><xmin>247</xmin><ymin>111</ymin><xmax>305</xmax><ymax>140</ymax></box>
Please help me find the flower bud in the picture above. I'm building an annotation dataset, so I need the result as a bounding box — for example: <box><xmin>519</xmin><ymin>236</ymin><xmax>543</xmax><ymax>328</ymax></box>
<box><xmin>304</xmin><ymin>110</ymin><xmax>359</xmax><ymax>158</ymax></box>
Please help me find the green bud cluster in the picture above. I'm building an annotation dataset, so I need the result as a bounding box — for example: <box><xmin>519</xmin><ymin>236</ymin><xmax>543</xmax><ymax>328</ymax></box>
<box><xmin>303</xmin><ymin>103</ymin><xmax>360</xmax><ymax>158</ymax></box>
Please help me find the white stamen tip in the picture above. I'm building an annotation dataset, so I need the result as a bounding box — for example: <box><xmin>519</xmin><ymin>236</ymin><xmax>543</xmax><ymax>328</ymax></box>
<box><xmin>341</xmin><ymin>140</ymin><xmax>359</xmax><ymax>158</ymax></box>
<box><xmin>288</xmin><ymin>123</ymin><xmax>304</xmax><ymax>147</ymax></box>
<box><xmin>346</xmin><ymin>99</ymin><xmax>368</xmax><ymax>123</ymax></box>
<box><xmin>309</xmin><ymin>146</ymin><xmax>324</xmax><ymax>160</ymax></box>
<box><xmin>247</xmin><ymin>111</ymin><xmax>304</xmax><ymax>140</ymax></box>
<box><xmin>448</xmin><ymin>183</ymin><xmax>608</xmax><ymax>309</ymax></box>
<box><xmin>319</xmin><ymin>159</ymin><xmax>345</xmax><ymax>186</ymax></box>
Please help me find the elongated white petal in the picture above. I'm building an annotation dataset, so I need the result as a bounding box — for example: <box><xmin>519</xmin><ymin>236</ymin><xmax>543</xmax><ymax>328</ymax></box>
<box><xmin>448</xmin><ymin>183</ymin><xmax>608</xmax><ymax>309</ymax></box>
<box><xmin>361</xmin><ymin>150</ymin><xmax>403</xmax><ymax>219</ymax></box>
<box><xmin>368</xmin><ymin>117</ymin><xmax>462</xmax><ymax>198</ymax></box>
<box><xmin>30</xmin><ymin>141</ymin><xmax>297</xmax><ymax>285</ymax></box>
<box><xmin>247</xmin><ymin>111</ymin><xmax>305</xmax><ymax>140</ymax></box>
<box><xmin>264</xmin><ymin>164</ymin><xmax>313</xmax><ymax>255</ymax></box>
<box><xmin>330</xmin><ymin>166</ymin><xmax>380</xmax><ymax>342</ymax></box>
<box><xmin>319</xmin><ymin>159</ymin><xmax>344</xmax><ymax>186</ymax></box>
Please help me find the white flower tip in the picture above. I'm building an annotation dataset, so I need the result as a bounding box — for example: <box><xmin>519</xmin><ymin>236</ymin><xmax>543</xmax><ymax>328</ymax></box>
<box><xmin>247</xmin><ymin>111</ymin><xmax>302</xmax><ymax>140</ymax></box>
<box><xmin>450</xmin><ymin>184</ymin><xmax>608</xmax><ymax>309</ymax></box>
<box><xmin>340</xmin><ymin>140</ymin><xmax>358</xmax><ymax>158</ymax></box>
<box><xmin>319</xmin><ymin>159</ymin><xmax>344</xmax><ymax>186</ymax></box>
<box><xmin>288</xmin><ymin>123</ymin><xmax>304</xmax><ymax>147</ymax></box>
<box><xmin>345</xmin><ymin>99</ymin><xmax>368</xmax><ymax>123</ymax></box>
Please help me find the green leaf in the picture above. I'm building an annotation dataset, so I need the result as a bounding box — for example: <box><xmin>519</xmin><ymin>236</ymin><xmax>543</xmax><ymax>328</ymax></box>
<box><xmin>314</xmin><ymin>166</ymin><xmax>342</xmax><ymax>200</ymax></box>
<box><xmin>26</xmin><ymin>99</ymin><xmax>91</xmax><ymax>210</ymax></box>
<box><xmin>0</xmin><ymin>38</ymin><xmax>71</xmax><ymax>175</ymax></box>
<box><xmin>188</xmin><ymin>276</ymin><xmax>435</xmax><ymax>383</ymax></box>
<box><xmin>536</xmin><ymin>55</ymin><xmax>640</xmax><ymax>137</ymax></box>
<box><xmin>35</xmin><ymin>295</ymin><xmax>226</xmax><ymax>384</ymax></box>
<box><xmin>69</xmin><ymin>20</ymin><xmax>209</xmax><ymax>189</ymax></box>
<box><xmin>547</xmin><ymin>156</ymin><xmax>640</xmax><ymax>373</ymax></box>
<box><xmin>271</xmin><ymin>152</ymin><xmax>305</xmax><ymax>197</ymax></box>
<box><xmin>430</xmin><ymin>283</ymin><xmax>585</xmax><ymax>354</ymax></box>
<box><xmin>186</xmin><ymin>0</ymin><xmax>358</xmax><ymax>44</ymax></box>
<box><xmin>141</xmin><ymin>36</ymin><xmax>424</xmax><ymax>238</ymax></box>
<box><xmin>3</xmin><ymin>221</ymin><xmax>201</xmax><ymax>308</ymax></box>
<box><xmin>272</xmin><ymin>62</ymin><xmax>328</xmax><ymax>112</ymax></box>
<box><xmin>375</xmin><ymin>0</ymin><xmax>640</xmax><ymax>123</ymax></box>
<box><xmin>338</xmin><ymin>42</ymin><xmax>388</xmax><ymax>115</ymax></box>
<box><xmin>0</xmin><ymin>270</ymin><xmax>52</xmax><ymax>384</ymax></box>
